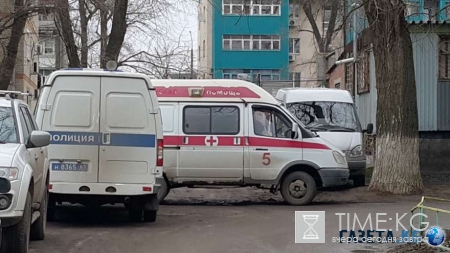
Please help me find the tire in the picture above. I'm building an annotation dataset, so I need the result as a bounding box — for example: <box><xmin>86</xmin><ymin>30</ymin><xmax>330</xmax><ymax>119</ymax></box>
<box><xmin>30</xmin><ymin>190</ymin><xmax>48</xmax><ymax>240</ymax></box>
<box><xmin>1</xmin><ymin>192</ymin><xmax>32</xmax><ymax>253</ymax></box>
<box><xmin>157</xmin><ymin>179</ymin><xmax>170</xmax><ymax>203</ymax></box>
<box><xmin>280</xmin><ymin>171</ymin><xmax>316</xmax><ymax>206</ymax></box>
<box><xmin>353</xmin><ymin>175</ymin><xmax>366</xmax><ymax>187</ymax></box>
<box><xmin>47</xmin><ymin>194</ymin><xmax>56</xmax><ymax>222</ymax></box>
<box><xmin>143</xmin><ymin>210</ymin><xmax>157</xmax><ymax>222</ymax></box>
<box><xmin>129</xmin><ymin>209</ymin><xmax>143</xmax><ymax>222</ymax></box>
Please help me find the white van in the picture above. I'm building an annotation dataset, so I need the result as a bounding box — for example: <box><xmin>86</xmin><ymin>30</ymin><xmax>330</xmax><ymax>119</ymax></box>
<box><xmin>153</xmin><ymin>79</ymin><xmax>349</xmax><ymax>205</ymax></box>
<box><xmin>275</xmin><ymin>88</ymin><xmax>373</xmax><ymax>187</ymax></box>
<box><xmin>34</xmin><ymin>69</ymin><xmax>164</xmax><ymax>222</ymax></box>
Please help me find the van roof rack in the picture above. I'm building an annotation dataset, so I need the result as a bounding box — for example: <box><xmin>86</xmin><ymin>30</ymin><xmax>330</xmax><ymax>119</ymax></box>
<box><xmin>0</xmin><ymin>90</ymin><xmax>32</xmax><ymax>100</ymax></box>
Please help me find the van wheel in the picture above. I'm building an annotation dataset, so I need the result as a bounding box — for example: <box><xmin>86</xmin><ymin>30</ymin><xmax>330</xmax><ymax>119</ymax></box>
<box><xmin>30</xmin><ymin>190</ymin><xmax>48</xmax><ymax>240</ymax></box>
<box><xmin>353</xmin><ymin>175</ymin><xmax>366</xmax><ymax>187</ymax></box>
<box><xmin>280</xmin><ymin>171</ymin><xmax>316</xmax><ymax>206</ymax></box>
<box><xmin>129</xmin><ymin>209</ymin><xmax>143</xmax><ymax>222</ymax></box>
<box><xmin>1</xmin><ymin>192</ymin><xmax>32</xmax><ymax>253</ymax></box>
<box><xmin>143</xmin><ymin>210</ymin><xmax>157</xmax><ymax>222</ymax></box>
<box><xmin>157</xmin><ymin>179</ymin><xmax>170</xmax><ymax>203</ymax></box>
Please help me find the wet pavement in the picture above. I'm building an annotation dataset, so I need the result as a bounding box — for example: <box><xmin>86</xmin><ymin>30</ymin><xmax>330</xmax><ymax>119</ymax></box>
<box><xmin>29</xmin><ymin>187</ymin><xmax>450</xmax><ymax>253</ymax></box>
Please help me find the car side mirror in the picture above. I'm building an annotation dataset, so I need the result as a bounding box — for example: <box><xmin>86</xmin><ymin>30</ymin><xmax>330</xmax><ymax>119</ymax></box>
<box><xmin>291</xmin><ymin>123</ymin><xmax>299</xmax><ymax>139</ymax></box>
<box><xmin>363</xmin><ymin>123</ymin><xmax>374</xmax><ymax>134</ymax></box>
<box><xmin>0</xmin><ymin>178</ymin><xmax>11</xmax><ymax>193</ymax></box>
<box><xmin>27</xmin><ymin>131</ymin><xmax>51</xmax><ymax>148</ymax></box>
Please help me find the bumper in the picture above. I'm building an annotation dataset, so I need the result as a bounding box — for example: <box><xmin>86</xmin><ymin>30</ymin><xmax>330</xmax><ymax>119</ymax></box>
<box><xmin>0</xmin><ymin>211</ymin><xmax>23</xmax><ymax>227</ymax></box>
<box><xmin>50</xmin><ymin>182</ymin><xmax>160</xmax><ymax>196</ymax></box>
<box><xmin>348</xmin><ymin>159</ymin><xmax>367</xmax><ymax>177</ymax></box>
<box><xmin>318</xmin><ymin>168</ymin><xmax>350</xmax><ymax>188</ymax></box>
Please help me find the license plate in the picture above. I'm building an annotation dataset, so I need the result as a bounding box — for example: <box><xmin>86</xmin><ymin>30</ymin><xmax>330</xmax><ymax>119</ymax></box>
<box><xmin>51</xmin><ymin>163</ymin><xmax>88</xmax><ymax>172</ymax></box>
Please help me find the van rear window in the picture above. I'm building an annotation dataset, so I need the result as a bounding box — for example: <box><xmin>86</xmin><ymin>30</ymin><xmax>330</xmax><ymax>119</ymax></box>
<box><xmin>183</xmin><ymin>106</ymin><xmax>239</xmax><ymax>135</ymax></box>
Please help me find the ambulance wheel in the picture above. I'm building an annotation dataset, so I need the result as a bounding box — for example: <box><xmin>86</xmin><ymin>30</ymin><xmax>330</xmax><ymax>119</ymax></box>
<box><xmin>157</xmin><ymin>179</ymin><xmax>170</xmax><ymax>203</ymax></box>
<box><xmin>280</xmin><ymin>171</ymin><xmax>316</xmax><ymax>206</ymax></box>
<box><xmin>143</xmin><ymin>210</ymin><xmax>157</xmax><ymax>222</ymax></box>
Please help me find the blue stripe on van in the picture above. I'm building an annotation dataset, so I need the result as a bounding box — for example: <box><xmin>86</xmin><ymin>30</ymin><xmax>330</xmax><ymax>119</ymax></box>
<box><xmin>48</xmin><ymin>131</ymin><xmax>155</xmax><ymax>148</ymax></box>
<box><xmin>108</xmin><ymin>133</ymin><xmax>155</xmax><ymax>148</ymax></box>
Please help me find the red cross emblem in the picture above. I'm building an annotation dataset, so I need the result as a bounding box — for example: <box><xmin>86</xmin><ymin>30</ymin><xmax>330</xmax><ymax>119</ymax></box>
<box><xmin>205</xmin><ymin>135</ymin><xmax>218</xmax><ymax>146</ymax></box>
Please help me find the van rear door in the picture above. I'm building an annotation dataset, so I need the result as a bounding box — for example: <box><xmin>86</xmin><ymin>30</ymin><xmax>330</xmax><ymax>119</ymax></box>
<box><xmin>42</xmin><ymin>76</ymin><xmax>101</xmax><ymax>183</ymax></box>
<box><xmin>98</xmin><ymin>77</ymin><xmax>157</xmax><ymax>184</ymax></box>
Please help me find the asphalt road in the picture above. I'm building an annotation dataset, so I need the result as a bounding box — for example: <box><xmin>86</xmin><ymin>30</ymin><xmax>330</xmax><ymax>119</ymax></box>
<box><xmin>29</xmin><ymin>192</ymin><xmax>449</xmax><ymax>253</ymax></box>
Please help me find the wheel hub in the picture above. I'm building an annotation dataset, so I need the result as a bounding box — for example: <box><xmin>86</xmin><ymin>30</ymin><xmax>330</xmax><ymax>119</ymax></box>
<box><xmin>288</xmin><ymin>180</ymin><xmax>307</xmax><ymax>198</ymax></box>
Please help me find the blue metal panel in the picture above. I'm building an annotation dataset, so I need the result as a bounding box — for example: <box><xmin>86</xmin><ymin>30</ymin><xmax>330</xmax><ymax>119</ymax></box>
<box><xmin>411</xmin><ymin>33</ymin><xmax>438</xmax><ymax>131</ymax></box>
<box><xmin>212</xmin><ymin>0</ymin><xmax>289</xmax><ymax>79</ymax></box>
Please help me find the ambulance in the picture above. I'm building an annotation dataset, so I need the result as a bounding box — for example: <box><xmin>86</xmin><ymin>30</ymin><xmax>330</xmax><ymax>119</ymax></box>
<box><xmin>34</xmin><ymin>68</ymin><xmax>164</xmax><ymax>222</ymax></box>
<box><xmin>153</xmin><ymin>79</ymin><xmax>349</xmax><ymax>205</ymax></box>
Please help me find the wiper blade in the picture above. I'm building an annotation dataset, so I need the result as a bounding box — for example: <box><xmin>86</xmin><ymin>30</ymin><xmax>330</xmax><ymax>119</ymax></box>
<box><xmin>328</xmin><ymin>127</ymin><xmax>356</xmax><ymax>132</ymax></box>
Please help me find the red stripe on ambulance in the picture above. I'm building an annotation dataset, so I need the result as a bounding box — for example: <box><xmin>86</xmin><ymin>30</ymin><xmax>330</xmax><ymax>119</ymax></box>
<box><xmin>155</xmin><ymin>86</ymin><xmax>261</xmax><ymax>98</ymax></box>
<box><xmin>163</xmin><ymin>135</ymin><xmax>330</xmax><ymax>150</ymax></box>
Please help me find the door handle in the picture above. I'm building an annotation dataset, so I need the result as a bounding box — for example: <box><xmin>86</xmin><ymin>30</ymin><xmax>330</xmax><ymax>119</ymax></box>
<box><xmin>102</xmin><ymin>133</ymin><xmax>111</xmax><ymax>145</ymax></box>
<box><xmin>255</xmin><ymin>148</ymin><xmax>268</xmax><ymax>151</ymax></box>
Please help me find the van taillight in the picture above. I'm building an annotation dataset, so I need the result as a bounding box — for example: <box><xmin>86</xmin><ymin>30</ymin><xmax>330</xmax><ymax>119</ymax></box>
<box><xmin>157</xmin><ymin>139</ymin><xmax>163</xmax><ymax>166</ymax></box>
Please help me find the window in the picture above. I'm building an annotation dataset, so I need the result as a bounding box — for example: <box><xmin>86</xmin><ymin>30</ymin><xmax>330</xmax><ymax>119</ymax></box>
<box><xmin>289</xmin><ymin>4</ymin><xmax>300</xmax><ymax>19</ymax></box>
<box><xmin>323</xmin><ymin>5</ymin><xmax>332</xmax><ymax>33</ymax></box>
<box><xmin>21</xmin><ymin>107</ymin><xmax>37</xmax><ymax>131</ymax></box>
<box><xmin>43</xmin><ymin>40</ymin><xmax>54</xmax><ymax>55</ymax></box>
<box><xmin>183</xmin><ymin>106</ymin><xmax>240</xmax><ymax>134</ymax></box>
<box><xmin>223</xmin><ymin>0</ymin><xmax>281</xmax><ymax>16</ymax></box>
<box><xmin>252</xmin><ymin>107</ymin><xmax>292</xmax><ymax>138</ymax></box>
<box><xmin>18</xmin><ymin>108</ymin><xmax>30</xmax><ymax>144</ymax></box>
<box><xmin>439</xmin><ymin>35</ymin><xmax>450</xmax><ymax>79</ymax></box>
<box><xmin>222</xmin><ymin>35</ymin><xmax>280</xmax><ymax>51</ymax></box>
<box><xmin>0</xmin><ymin>107</ymin><xmax>18</xmax><ymax>143</ymax></box>
<box><xmin>223</xmin><ymin>69</ymin><xmax>280</xmax><ymax>81</ymax></box>
<box><xmin>289</xmin><ymin>38</ymin><xmax>300</xmax><ymax>54</ymax></box>
<box><xmin>289</xmin><ymin>72</ymin><xmax>301</xmax><ymax>87</ymax></box>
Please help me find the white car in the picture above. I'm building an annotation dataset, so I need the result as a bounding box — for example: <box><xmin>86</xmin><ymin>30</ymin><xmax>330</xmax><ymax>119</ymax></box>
<box><xmin>0</xmin><ymin>91</ymin><xmax>51</xmax><ymax>253</ymax></box>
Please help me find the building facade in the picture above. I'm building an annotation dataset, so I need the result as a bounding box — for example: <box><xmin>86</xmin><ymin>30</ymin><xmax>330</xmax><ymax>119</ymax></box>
<box><xmin>334</xmin><ymin>0</ymin><xmax>450</xmax><ymax>169</ymax></box>
<box><xmin>0</xmin><ymin>1</ymin><xmax>40</xmax><ymax>110</ymax></box>
<box><xmin>197</xmin><ymin>0</ymin><xmax>344</xmax><ymax>87</ymax></box>
<box><xmin>38</xmin><ymin>12</ymin><xmax>68</xmax><ymax>85</ymax></box>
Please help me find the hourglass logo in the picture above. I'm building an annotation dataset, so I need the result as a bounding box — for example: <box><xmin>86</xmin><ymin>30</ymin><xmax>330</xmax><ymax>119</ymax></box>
<box><xmin>295</xmin><ymin>211</ymin><xmax>325</xmax><ymax>243</ymax></box>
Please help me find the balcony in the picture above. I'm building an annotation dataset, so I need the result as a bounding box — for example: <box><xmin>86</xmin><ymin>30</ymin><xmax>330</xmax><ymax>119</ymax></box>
<box><xmin>406</xmin><ymin>0</ymin><xmax>450</xmax><ymax>23</ymax></box>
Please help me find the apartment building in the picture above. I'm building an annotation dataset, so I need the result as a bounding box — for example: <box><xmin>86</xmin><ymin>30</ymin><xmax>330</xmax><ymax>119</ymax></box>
<box><xmin>0</xmin><ymin>1</ymin><xmax>40</xmax><ymax>109</ymax></box>
<box><xmin>197</xmin><ymin>0</ymin><xmax>344</xmax><ymax>87</ymax></box>
<box><xmin>38</xmin><ymin>1</ymin><xmax>68</xmax><ymax>84</ymax></box>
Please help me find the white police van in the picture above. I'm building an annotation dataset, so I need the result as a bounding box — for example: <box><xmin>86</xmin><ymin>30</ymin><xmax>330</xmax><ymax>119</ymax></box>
<box><xmin>154</xmin><ymin>79</ymin><xmax>349</xmax><ymax>205</ymax></box>
<box><xmin>34</xmin><ymin>68</ymin><xmax>164</xmax><ymax>222</ymax></box>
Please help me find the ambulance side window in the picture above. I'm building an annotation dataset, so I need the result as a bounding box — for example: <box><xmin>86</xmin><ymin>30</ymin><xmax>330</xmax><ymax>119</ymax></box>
<box><xmin>253</xmin><ymin>107</ymin><xmax>292</xmax><ymax>138</ymax></box>
<box><xmin>183</xmin><ymin>106</ymin><xmax>240</xmax><ymax>135</ymax></box>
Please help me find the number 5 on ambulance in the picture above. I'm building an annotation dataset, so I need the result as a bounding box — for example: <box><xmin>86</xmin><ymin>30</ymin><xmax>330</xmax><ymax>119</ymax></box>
<box><xmin>154</xmin><ymin>79</ymin><xmax>349</xmax><ymax>205</ymax></box>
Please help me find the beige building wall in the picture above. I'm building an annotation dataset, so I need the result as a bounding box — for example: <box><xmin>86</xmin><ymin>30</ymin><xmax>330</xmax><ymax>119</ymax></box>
<box><xmin>197</xmin><ymin>0</ymin><xmax>214</xmax><ymax>79</ymax></box>
<box><xmin>289</xmin><ymin>2</ymin><xmax>344</xmax><ymax>87</ymax></box>
<box><xmin>0</xmin><ymin>1</ymin><xmax>39</xmax><ymax>109</ymax></box>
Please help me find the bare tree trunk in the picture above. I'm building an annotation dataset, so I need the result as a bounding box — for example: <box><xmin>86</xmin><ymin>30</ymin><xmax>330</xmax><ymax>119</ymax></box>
<box><xmin>79</xmin><ymin>0</ymin><xmax>88</xmax><ymax>67</ymax></box>
<box><xmin>365</xmin><ymin>0</ymin><xmax>423</xmax><ymax>194</ymax></box>
<box><xmin>55</xmin><ymin>0</ymin><xmax>81</xmax><ymax>68</ymax></box>
<box><xmin>100</xmin><ymin>0</ymin><xmax>108</xmax><ymax>68</ymax></box>
<box><xmin>105</xmin><ymin>0</ymin><xmax>128</xmax><ymax>64</ymax></box>
<box><xmin>0</xmin><ymin>0</ymin><xmax>28</xmax><ymax>90</ymax></box>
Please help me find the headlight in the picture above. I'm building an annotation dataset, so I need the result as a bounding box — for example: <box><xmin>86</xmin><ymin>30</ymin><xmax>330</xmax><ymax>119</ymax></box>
<box><xmin>333</xmin><ymin>151</ymin><xmax>347</xmax><ymax>166</ymax></box>
<box><xmin>0</xmin><ymin>167</ymin><xmax>19</xmax><ymax>181</ymax></box>
<box><xmin>349</xmin><ymin>145</ymin><xmax>364</xmax><ymax>158</ymax></box>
